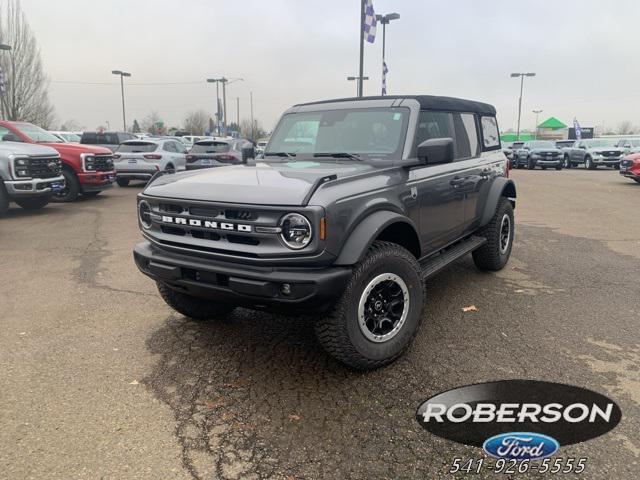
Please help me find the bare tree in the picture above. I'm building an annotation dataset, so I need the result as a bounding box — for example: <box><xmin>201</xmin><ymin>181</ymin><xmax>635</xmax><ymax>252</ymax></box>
<box><xmin>183</xmin><ymin>110</ymin><xmax>208</xmax><ymax>135</ymax></box>
<box><xmin>240</xmin><ymin>118</ymin><xmax>265</xmax><ymax>142</ymax></box>
<box><xmin>141</xmin><ymin>111</ymin><xmax>164</xmax><ymax>134</ymax></box>
<box><xmin>617</xmin><ymin>121</ymin><xmax>636</xmax><ymax>135</ymax></box>
<box><xmin>59</xmin><ymin>119</ymin><xmax>83</xmax><ymax>131</ymax></box>
<box><xmin>0</xmin><ymin>0</ymin><xmax>55</xmax><ymax>127</ymax></box>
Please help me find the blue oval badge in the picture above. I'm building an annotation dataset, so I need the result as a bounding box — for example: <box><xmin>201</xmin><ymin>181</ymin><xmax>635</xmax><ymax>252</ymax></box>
<box><xmin>483</xmin><ymin>432</ymin><xmax>559</xmax><ymax>460</ymax></box>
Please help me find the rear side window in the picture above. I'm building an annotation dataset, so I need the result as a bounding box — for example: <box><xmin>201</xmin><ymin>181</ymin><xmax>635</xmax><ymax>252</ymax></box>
<box><xmin>82</xmin><ymin>133</ymin><xmax>120</xmax><ymax>144</ymax></box>
<box><xmin>117</xmin><ymin>142</ymin><xmax>158</xmax><ymax>153</ymax></box>
<box><xmin>481</xmin><ymin>116</ymin><xmax>500</xmax><ymax>150</ymax></box>
<box><xmin>191</xmin><ymin>141</ymin><xmax>230</xmax><ymax>153</ymax></box>
<box><xmin>454</xmin><ymin>113</ymin><xmax>480</xmax><ymax>159</ymax></box>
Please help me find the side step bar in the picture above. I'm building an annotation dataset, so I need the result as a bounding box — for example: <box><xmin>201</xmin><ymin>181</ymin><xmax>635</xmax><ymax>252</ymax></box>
<box><xmin>419</xmin><ymin>235</ymin><xmax>487</xmax><ymax>279</ymax></box>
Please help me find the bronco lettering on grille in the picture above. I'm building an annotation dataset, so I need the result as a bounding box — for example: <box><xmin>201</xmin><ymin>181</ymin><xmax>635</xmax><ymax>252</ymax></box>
<box><xmin>161</xmin><ymin>215</ymin><xmax>252</xmax><ymax>232</ymax></box>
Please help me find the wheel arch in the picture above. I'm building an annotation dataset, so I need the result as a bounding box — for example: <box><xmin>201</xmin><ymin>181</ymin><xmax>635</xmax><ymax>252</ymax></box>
<box><xmin>334</xmin><ymin>211</ymin><xmax>421</xmax><ymax>266</ymax></box>
<box><xmin>479</xmin><ymin>177</ymin><xmax>517</xmax><ymax>227</ymax></box>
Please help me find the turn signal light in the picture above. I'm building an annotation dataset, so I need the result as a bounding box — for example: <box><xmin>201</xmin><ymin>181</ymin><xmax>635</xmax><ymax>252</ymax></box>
<box><xmin>319</xmin><ymin>217</ymin><xmax>326</xmax><ymax>240</ymax></box>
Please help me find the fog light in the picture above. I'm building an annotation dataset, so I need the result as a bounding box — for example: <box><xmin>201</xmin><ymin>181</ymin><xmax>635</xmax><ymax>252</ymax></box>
<box><xmin>280</xmin><ymin>283</ymin><xmax>292</xmax><ymax>296</ymax></box>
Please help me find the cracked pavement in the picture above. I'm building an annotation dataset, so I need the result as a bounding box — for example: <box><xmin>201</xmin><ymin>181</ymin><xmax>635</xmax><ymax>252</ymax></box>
<box><xmin>1</xmin><ymin>169</ymin><xmax>639</xmax><ymax>479</ymax></box>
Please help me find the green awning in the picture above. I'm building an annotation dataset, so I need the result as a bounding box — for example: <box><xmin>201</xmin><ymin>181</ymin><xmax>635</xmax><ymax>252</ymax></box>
<box><xmin>500</xmin><ymin>132</ymin><xmax>535</xmax><ymax>142</ymax></box>
<box><xmin>538</xmin><ymin>117</ymin><xmax>567</xmax><ymax>129</ymax></box>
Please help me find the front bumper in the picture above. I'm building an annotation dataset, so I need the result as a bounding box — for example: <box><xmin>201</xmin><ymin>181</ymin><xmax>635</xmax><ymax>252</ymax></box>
<box><xmin>116</xmin><ymin>170</ymin><xmax>155</xmax><ymax>181</ymax></box>
<box><xmin>620</xmin><ymin>165</ymin><xmax>640</xmax><ymax>179</ymax></box>
<box><xmin>78</xmin><ymin>171</ymin><xmax>116</xmax><ymax>190</ymax></box>
<box><xmin>592</xmin><ymin>157</ymin><xmax>621</xmax><ymax>165</ymax></box>
<box><xmin>133</xmin><ymin>241</ymin><xmax>352</xmax><ymax>314</ymax></box>
<box><xmin>531</xmin><ymin>158</ymin><xmax>562</xmax><ymax>166</ymax></box>
<box><xmin>4</xmin><ymin>175</ymin><xmax>65</xmax><ymax>196</ymax></box>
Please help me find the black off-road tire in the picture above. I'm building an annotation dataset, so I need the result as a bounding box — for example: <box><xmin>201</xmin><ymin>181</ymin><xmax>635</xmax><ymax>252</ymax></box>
<box><xmin>555</xmin><ymin>164</ymin><xmax>562</xmax><ymax>170</ymax></box>
<box><xmin>52</xmin><ymin>169</ymin><xmax>80</xmax><ymax>202</ymax></box>
<box><xmin>157</xmin><ymin>282</ymin><xmax>236</xmax><ymax>320</ymax></box>
<box><xmin>563</xmin><ymin>156</ymin><xmax>571</xmax><ymax>169</ymax></box>
<box><xmin>527</xmin><ymin>158</ymin><xmax>535</xmax><ymax>170</ymax></box>
<box><xmin>634</xmin><ymin>178</ymin><xmax>640</xmax><ymax>184</ymax></box>
<box><xmin>14</xmin><ymin>196</ymin><xmax>51</xmax><ymax>210</ymax></box>
<box><xmin>116</xmin><ymin>178</ymin><xmax>130</xmax><ymax>187</ymax></box>
<box><xmin>0</xmin><ymin>182</ymin><xmax>10</xmax><ymax>217</ymax></box>
<box><xmin>314</xmin><ymin>241</ymin><xmax>425</xmax><ymax>370</ymax></box>
<box><xmin>472</xmin><ymin>198</ymin><xmax>514</xmax><ymax>271</ymax></box>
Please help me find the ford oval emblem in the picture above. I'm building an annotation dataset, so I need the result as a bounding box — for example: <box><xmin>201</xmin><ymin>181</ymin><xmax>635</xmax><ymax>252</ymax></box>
<box><xmin>483</xmin><ymin>432</ymin><xmax>559</xmax><ymax>460</ymax></box>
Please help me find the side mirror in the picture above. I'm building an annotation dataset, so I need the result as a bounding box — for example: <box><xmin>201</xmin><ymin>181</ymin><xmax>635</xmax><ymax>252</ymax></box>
<box><xmin>241</xmin><ymin>146</ymin><xmax>255</xmax><ymax>162</ymax></box>
<box><xmin>2</xmin><ymin>133</ymin><xmax>20</xmax><ymax>142</ymax></box>
<box><xmin>417</xmin><ymin>138</ymin><xmax>454</xmax><ymax>165</ymax></box>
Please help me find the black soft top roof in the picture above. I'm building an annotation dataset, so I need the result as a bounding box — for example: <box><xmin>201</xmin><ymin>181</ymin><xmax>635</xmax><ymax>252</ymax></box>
<box><xmin>296</xmin><ymin>95</ymin><xmax>496</xmax><ymax>116</ymax></box>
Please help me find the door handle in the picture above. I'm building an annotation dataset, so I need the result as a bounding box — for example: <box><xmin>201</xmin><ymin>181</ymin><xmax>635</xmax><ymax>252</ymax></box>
<box><xmin>450</xmin><ymin>177</ymin><xmax>465</xmax><ymax>187</ymax></box>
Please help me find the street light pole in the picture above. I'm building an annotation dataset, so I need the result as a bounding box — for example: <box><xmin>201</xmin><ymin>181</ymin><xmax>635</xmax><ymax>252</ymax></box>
<box><xmin>112</xmin><ymin>70</ymin><xmax>131</xmax><ymax>131</ymax></box>
<box><xmin>533</xmin><ymin>109</ymin><xmax>543</xmax><ymax>140</ymax></box>
<box><xmin>347</xmin><ymin>76</ymin><xmax>369</xmax><ymax>96</ymax></box>
<box><xmin>236</xmin><ymin>97</ymin><xmax>240</xmax><ymax>130</ymax></box>
<box><xmin>250</xmin><ymin>91</ymin><xmax>254</xmax><ymax>142</ymax></box>
<box><xmin>357</xmin><ymin>0</ymin><xmax>365</xmax><ymax>97</ymax></box>
<box><xmin>510</xmin><ymin>72</ymin><xmax>536</xmax><ymax>141</ymax></box>
<box><xmin>375</xmin><ymin>13</ymin><xmax>400</xmax><ymax>95</ymax></box>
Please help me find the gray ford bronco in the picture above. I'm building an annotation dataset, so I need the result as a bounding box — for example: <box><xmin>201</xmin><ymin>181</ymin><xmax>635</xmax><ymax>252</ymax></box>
<box><xmin>133</xmin><ymin>95</ymin><xmax>516</xmax><ymax>370</ymax></box>
<box><xmin>0</xmin><ymin>140</ymin><xmax>64</xmax><ymax>217</ymax></box>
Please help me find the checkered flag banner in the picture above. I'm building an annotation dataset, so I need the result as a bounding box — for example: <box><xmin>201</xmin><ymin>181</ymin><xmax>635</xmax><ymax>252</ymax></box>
<box><xmin>382</xmin><ymin>61</ymin><xmax>388</xmax><ymax>95</ymax></box>
<box><xmin>363</xmin><ymin>0</ymin><xmax>377</xmax><ymax>43</ymax></box>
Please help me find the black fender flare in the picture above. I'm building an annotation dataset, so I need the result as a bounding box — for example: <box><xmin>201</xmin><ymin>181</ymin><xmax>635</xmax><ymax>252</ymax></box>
<box><xmin>479</xmin><ymin>177</ymin><xmax>517</xmax><ymax>227</ymax></box>
<box><xmin>334</xmin><ymin>210</ymin><xmax>419</xmax><ymax>266</ymax></box>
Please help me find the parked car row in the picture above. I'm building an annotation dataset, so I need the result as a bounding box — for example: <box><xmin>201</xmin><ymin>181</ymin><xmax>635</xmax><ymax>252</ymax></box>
<box><xmin>503</xmin><ymin>137</ymin><xmax>640</xmax><ymax>175</ymax></box>
<box><xmin>0</xmin><ymin>123</ymin><xmax>261</xmax><ymax>217</ymax></box>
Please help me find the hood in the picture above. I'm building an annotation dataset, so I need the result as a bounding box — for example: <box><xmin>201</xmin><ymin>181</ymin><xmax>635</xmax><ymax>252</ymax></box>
<box><xmin>39</xmin><ymin>142</ymin><xmax>112</xmax><ymax>155</ymax></box>
<box><xmin>144</xmin><ymin>160</ymin><xmax>377</xmax><ymax>206</ymax></box>
<box><xmin>589</xmin><ymin>147</ymin><xmax>623</xmax><ymax>154</ymax></box>
<box><xmin>0</xmin><ymin>141</ymin><xmax>59</xmax><ymax>156</ymax></box>
<box><xmin>531</xmin><ymin>147</ymin><xmax>562</xmax><ymax>154</ymax></box>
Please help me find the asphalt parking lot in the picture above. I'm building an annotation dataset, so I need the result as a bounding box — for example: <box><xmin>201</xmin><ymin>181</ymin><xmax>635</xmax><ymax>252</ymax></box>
<box><xmin>1</xmin><ymin>168</ymin><xmax>639</xmax><ymax>479</ymax></box>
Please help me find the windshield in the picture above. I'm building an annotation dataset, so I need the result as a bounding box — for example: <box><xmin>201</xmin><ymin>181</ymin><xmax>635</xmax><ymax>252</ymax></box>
<box><xmin>117</xmin><ymin>142</ymin><xmax>158</xmax><ymax>153</ymax></box>
<box><xmin>530</xmin><ymin>141</ymin><xmax>555</xmax><ymax>148</ymax></box>
<box><xmin>191</xmin><ymin>141</ymin><xmax>230</xmax><ymax>153</ymax></box>
<box><xmin>585</xmin><ymin>139</ymin><xmax>614</xmax><ymax>147</ymax></box>
<box><xmin>60</xmin><ymin>133</ymin><xmax>81</xmax><ymax>142</ymax></box>
<box><xmin>82</xmin><ymin>132</ymin><xmax>121</xmax><ymax>145</ymax></box>
<box><xmin>14</xmin><ymin>123</ymin><xmax>62</xmax><ymax>143</ymax></box>
<box><xmin>266</xmin><ymin>107</ymin><xmax>409</xmax><ymax>159</ymax></box>
<box><xmin>556</xmin><ymin>141</ymin><xmax>574</xmax><ymax>147</ymax></box>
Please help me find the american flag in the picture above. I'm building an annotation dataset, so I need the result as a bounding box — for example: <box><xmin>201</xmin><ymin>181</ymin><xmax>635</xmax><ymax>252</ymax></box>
<box><xmin>363</xmin><ymin>0</ymin><xmax>377</xmax><ymax>43</ymax></box>
<box><xmin>382</xmin><ymin>61</ymin><xmax>388</xmax><ymax>95</ymax></box>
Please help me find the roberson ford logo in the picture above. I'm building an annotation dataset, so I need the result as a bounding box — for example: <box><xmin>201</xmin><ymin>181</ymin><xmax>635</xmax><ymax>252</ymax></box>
<box><xmin>483</xmin><ymin>432</ymin><xmax>559</xmax><ymax>460</ymax></box>
<box><xmin>415</xmin><ymin>380</ymin><xmax>621</xmax><ymax>459</ymax></box>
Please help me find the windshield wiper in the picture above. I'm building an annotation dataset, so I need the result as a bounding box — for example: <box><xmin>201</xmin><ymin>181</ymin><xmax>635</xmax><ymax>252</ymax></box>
<box><xmin>313</xmin><ymin>152</ymin><xmax>362</xmax><ymax>161</ymax></box>
<box><xmin>264</xmin><ymin>152</ymin><xmax>296</xmax><ymax>158</ymax></box>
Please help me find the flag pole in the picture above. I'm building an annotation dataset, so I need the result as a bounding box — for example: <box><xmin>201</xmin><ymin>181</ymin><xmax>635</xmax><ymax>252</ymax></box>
<box><xmin>358</xmin><ymin>0</ymin><xmax>365</xmax><ymax>98</ymax></box>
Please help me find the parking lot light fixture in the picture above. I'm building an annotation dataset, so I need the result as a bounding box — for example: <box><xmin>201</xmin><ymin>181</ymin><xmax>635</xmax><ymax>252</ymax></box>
<box><xmin>0</xmin><ymin>44</ymin><xmax>11</xmax><ymax>51</ymax></box>
<box><xmin>510</xmin><ymin>72</ymin><xmax>536</xmax><ymax>140</ymax></box>
<box><xmin>347</xmin><ymin>76</ymin><xmax>369</xmax><ymax>96</ymax></box>
<box><xmin>112</xmin><ymin>70</ymin><xmax>131</xmax><ymax>131</ymax></box>
<box><xmin>533</xmin><ymin>109</ymin><xmax>543</xmax><ymax>139</ymax></box>
<box><xmin>375</xmin><ymin>12</ymin><xmax>400</xmax><ymax>95</ymax></box>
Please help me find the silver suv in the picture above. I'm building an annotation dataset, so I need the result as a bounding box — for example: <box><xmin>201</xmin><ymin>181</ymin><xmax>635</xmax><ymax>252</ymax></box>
<box><xmin>0</xmin><ymin>140</ymin><xmax>64</xmax><ymax>217</ymax></box>
<box><xmin>113</xmin><ymin>138</ymin><xmax>187</xmax><ymax>186</ymax></box>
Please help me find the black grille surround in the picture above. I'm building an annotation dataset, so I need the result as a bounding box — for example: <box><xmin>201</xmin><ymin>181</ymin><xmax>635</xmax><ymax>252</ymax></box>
<box><xmin>139</xmin><ymin>195</ymin><xmax>325</xmax><ymax>261</ymax></box>
<box><xmin>26</xmin><ymin>155</ymin><xmax>62</xmax><ymax>179</ymax></box>
<box><xmin>93</xmin><ymin>154</ymin><xmax>115</xmax><ymax>171</ymax></box>
<box><xmin>599</xmin><ymin>151</ymin><xmax>621</xmax><ymax>158</ymax></box>
<box><xmin>620</xmin><ymin>159</ymin><xmax>633</xmax><ymax>168</ymax></box>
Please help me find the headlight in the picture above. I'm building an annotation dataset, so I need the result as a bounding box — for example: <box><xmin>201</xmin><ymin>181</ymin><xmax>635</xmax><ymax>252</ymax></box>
<box><xmin>82</xmin><ymin>154</ymin><xmax>96</xmax><ymax>171</ymax></box>
<box><xmin>279</xmin><ymin>213</ymin><xmax>312</xmax><ymax>250</ymax></box>
<box><xmin>10</xmin><ymin>155</ymin><xmax>31</xmax><ymax>179</ymax></box>
<box><xmin>138</xmin><ymin>200</ymin><xmax>152</xmax><ymax>229</ymax></box>
<box><xmin>591</xmin><ymin>153</ymin><xmax>602</xmax><ymax>158</ymax></box>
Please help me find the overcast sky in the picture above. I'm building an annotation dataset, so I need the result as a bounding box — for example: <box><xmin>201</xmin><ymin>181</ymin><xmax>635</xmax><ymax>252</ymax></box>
<box><xmin>16</xmin><ymin>0</ymin><xmax>640</xmax><ymax>133</ymax></box>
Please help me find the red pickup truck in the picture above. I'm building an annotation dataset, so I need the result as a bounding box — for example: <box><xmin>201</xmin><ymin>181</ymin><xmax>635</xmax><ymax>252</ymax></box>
<box><xmin>0</xmin><ymin>121</ymin><xmax>115</xmax><ymax>201</ymax></box>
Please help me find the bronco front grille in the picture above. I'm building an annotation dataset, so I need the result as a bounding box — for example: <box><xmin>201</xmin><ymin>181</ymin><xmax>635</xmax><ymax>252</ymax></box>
<box><xmin>27</xmin><ymin>155</ymin><xmax>62</xmax><ymax>179</ymax></box>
